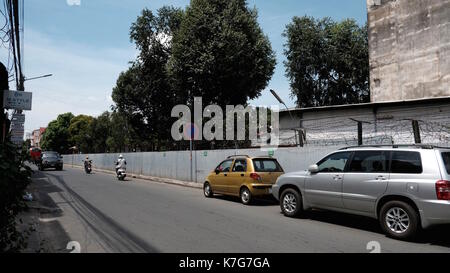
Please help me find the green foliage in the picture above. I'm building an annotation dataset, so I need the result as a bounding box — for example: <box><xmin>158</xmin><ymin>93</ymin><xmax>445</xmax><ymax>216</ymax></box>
<box><xmin>284</xmin><ymin>16</ymin><xmax>369</xmax><ymax>108</ymax></box>
<box><xmin>68</xmin><ymin>115</ymin><xmax>94</xmax><ymax>154</ymax></box>
<box><xmin>169</xmin><ymin>0</ymin><xmax>276</xmax><ymax>107</ymax></box>
<box><xmin>112</xmin><ymin>7</ymin><xmax>184</xmax><ymax>147</ymax></box>
<box><xmin>106</xmin><ymin>111</ymin><xmax>133</xmax><ymax>153</ymax></box>
<box><xmin>0</xmin><ymin>140</ymin><xmax>32</xmax><ymax>252</ymax></box>
<box><xmin>112</xmin><ymin>1</ymin><xmax>276</xmax><ymax>150</ymax></box>
<box><xmin>40</xmin><ymin>113</ymin><xmax>75</xmax><ymax>154</ymax></box>
<box><xmin>89</xmin><ymin>111</ymin><xmax>111</xmax><ymax>153</ymax></box>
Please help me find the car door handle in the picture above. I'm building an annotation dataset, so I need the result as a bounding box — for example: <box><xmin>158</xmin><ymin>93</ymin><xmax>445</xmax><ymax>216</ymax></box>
<box><xmin>333</xmin><ymin>175</ymin><xmax>342</xmax><ymax>181</ymax></box>
<box><xmin>224</xmin><ymin>174</ymin><xmax>228</xmax><ymax>177</ymax></box>
<box><xmin>241</xmin><ymin>174</ymin><xmax>244</xmax><ymax>177</ymax></box>
<box><xmin>376</xmin><ymin>176</ymin><xmax>387</xmax><ymax>181</ymax></box>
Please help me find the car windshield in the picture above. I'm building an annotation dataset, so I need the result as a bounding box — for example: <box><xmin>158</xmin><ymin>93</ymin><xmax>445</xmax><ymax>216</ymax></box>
<box><xmin>442</xmin><ymin>152</ymin><xmax>450</xmax><ymax>175</ymax></box>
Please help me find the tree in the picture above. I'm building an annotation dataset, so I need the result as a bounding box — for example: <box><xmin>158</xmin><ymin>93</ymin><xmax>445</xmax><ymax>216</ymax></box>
<box><xmin>105</xmin><ymin>111</ymin><xmax>132</xmax><ymax>153</ymax></box>
<box><xmin>40</xmin><ymin>113</ymin><xmax>75</xmax><ymax>154</ymax></box>
<box><xmin>68</xmin><ymin>115</ymin><xmax>94</xmax><ymax>154</ymax></box>
<box><xmin>112</xmin><ymin>6</ymin><xmax>184</xmax><ymax>150</ymax></box>
<box><xmin>169</xmin><ymin>0</ymin><xmax>276</xmax><ymax>107</ymax></box>
<box><xmin>89</xmin><ymin>111</ymin><xmax>111</xmax><ymax>153</ymax></box>
<box><xmin>284</xmin><ymin>16</ymin><xmax>369</xmax><ymax>108</ymax></box>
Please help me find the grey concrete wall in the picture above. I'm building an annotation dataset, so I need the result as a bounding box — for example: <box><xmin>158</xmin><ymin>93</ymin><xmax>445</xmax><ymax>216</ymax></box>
<box><xmin>367</xmin><ymin>0</ymin><xmax>450</xmax><ymax>102</ymax></box>
<box><xmin>64</xmin><ymin>146</ymin><xmax>341</xmax><ymax>183</ymax></box>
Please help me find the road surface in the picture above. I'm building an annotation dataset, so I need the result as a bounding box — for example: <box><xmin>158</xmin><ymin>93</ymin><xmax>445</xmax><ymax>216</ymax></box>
<box><xmin>32</xmin><ymin>166</ymin><xmax>450</xmax><ymax>253</ymax></box>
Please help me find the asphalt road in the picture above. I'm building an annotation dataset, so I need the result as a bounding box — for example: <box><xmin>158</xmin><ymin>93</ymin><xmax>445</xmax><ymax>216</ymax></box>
<box><xmin>32</xmin><ymin>166</ymin><xmax>450</xmax><ymax>253</ymax></box>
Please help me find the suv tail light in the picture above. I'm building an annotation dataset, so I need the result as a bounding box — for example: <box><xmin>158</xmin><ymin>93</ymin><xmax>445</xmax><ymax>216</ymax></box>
<box><xmin>436</xmin><ymin>180</ymin><xmax>450</xmax><ymax>200</ymax></box>
<box><xmin>250</xmin><ymin>173</ymin><xmax>261</xmax><ymax>181</ymax></box>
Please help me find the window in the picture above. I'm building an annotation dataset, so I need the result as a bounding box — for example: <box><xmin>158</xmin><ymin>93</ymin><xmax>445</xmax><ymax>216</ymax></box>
<box><xmin>442</xmin><ymin>152</ymin><xmax>450</xmax><ymax>175</ymax></box>
<box><xmin>216</xmin><ymin>160</ymin><xmax>233</xmax><ymax>173</ymax></box>
<box><xmin>232</xmin><ymin>159</ymin><xmax>247</xmax><ymax>172</ymax></box>
<box><xmin>43</xmin><ymin>152</ymin><xmax>59</xmax><ymax>158</ymax></box>
<box><xmin>317</xmin><ymin>152</ymin><xmax>351</xmax><ymax>173</ymax></box>
<box><xmin>391</xmin><ymin>151</ymin><xmax>422</xmax><ymax>174</ymax></box>
<box><xmin>252</xmin><ymin>159</ymin><xmax>283</xmax><ymax>172</ymax></box>
<box><xmin>348</xmin><ymin>151</ymin><xmax>388</xmax><ymax>173</ymax></box>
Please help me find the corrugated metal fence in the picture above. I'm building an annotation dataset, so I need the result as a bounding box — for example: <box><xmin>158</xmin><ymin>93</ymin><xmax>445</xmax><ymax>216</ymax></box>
<box><xmin>64</xmin><ymin>146</ymin><xmax>342</xmax><ymax>183</ymax></box>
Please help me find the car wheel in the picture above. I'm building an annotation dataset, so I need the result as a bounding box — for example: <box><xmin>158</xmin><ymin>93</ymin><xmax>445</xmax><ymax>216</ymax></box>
<box><xmin>380</xmin><ymin>201</ymin><xmax>420</xmax><ymax>240</ymax></box>
<box><xmin>240</xmin><ymin>187</ymin><xmax>252</xmax><ymax>205</ymax></box>
<box><xmin>204</xmin><ymin>182</ymin><xmax>214</xmax><ymax>198</ymax></box>
<box><xmin>280</xmin><ymin>188</ymin><xmax>303</xmax><ymax>217</ymax></box>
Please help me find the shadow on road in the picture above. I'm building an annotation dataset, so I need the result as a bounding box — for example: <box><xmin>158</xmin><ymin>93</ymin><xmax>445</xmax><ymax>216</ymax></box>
<box><xmin>44</xmin><ymin>172</ymin><xmax>159</xmax><ymax>253</ymax></box>
<box><xmin>213</xmin><ymin>194</ymin><xmax>278</xmax><ymax>206</ymax></box>
<box><xmin>298</xmin><ymin>209</ymin><xmax>450</xmax><ymax>248</ymax></box>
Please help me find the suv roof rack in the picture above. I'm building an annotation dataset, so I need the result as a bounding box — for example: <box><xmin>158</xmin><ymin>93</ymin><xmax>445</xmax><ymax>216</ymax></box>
<box><xmin>339</xmin><ymin>144</ymin><xmax>444</xmax><ymax>150</ymax></box>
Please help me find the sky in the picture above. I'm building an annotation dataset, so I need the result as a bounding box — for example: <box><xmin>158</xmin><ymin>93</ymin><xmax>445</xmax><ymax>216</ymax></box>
<box><xmin>1</xmin><ymin>0</ymin><xmax>368</xmax><ymax>135</ymax></box>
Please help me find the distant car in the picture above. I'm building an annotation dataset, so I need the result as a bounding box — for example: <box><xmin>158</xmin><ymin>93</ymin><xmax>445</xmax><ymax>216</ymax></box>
<box><xmin>272</xmin><ymin>145</ymin><xmax>450</xmax><ymax>240</ymax></box>
<box><xmin>39</xmin><ymin>151</ymin><xmax>64</xmax><ymax>171</ymax></box>
<box><xmin>29</xmin><ymin>147</ymin><xmax>42</xmax><ymax>164</ymax></box>
<box><xmin>204</xmin><ymin>155</ymin><xmax>285</xmax><ymax>205</ymax></box>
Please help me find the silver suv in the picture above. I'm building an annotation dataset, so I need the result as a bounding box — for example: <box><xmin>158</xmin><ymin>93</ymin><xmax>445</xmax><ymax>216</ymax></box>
<box><xmin>272</xmin><ymin>145</ymin><xmax>450</xmax><ymax>240</ymax></box>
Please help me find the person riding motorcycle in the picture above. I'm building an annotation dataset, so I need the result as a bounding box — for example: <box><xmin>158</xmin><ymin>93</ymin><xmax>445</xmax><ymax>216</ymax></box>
<box><xmin>115</xmin><ymin>155</ymin><xmax>127</xmax><ymax>174</ymax></box>
<box><xmin>84</xmin><ymin>156</ymin><xmax>92</xmax><ymax>173</ymax></box>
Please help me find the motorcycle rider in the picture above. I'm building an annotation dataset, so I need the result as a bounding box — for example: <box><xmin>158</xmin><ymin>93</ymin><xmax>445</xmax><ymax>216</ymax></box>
<box><xmin>115</xmin><ymin>154</ymin><xmax>127</xmax><ymax>175</ymax></box>
<box><xmin>84</xmin><ymin>156</ymin><xmax>92</xmax><ymax>173</ymax></box>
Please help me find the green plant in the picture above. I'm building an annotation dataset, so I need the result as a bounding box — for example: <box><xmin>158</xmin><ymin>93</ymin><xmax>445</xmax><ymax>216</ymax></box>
<box><xmin>0</xmin><ymin>140</ymin><xmax>32</xmax><ymax>252</ymax></box>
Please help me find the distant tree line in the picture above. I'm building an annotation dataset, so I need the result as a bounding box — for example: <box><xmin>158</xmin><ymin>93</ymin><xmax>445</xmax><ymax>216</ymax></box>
<box><xmin>40</xmin><ymin>111</ymin><xmax>137</xmax><ymax>154</ymax></box>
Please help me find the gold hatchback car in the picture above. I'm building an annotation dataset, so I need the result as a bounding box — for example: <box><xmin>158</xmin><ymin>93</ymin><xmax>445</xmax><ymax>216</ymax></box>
<box><xmin>203</xmin><ymin>155</ymin><xmax>285</xmax><ymax>205</ymax></box>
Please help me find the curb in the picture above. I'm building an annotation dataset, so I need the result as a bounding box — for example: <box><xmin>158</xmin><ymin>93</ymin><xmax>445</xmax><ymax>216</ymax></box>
<box><xmin>67</xmin><ymin>165</ymin><xmax>203</xmax><ymax>189</ymax></box>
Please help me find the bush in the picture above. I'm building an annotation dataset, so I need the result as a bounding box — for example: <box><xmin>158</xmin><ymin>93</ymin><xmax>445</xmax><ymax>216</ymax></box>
<box><xmin>0</xmin><ymin>140</ymin><xmax>32</xmax><ymax>252</ymax></box>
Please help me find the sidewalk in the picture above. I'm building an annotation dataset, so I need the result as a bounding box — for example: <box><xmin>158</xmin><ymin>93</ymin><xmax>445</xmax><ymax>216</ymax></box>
<box><xmin>18</xmin><ymin>177</ymin><xmax>67</xmax><ymax>253</ymax></box>
<box><xmin>68</xmin><ymin>164</ymin><xmax>203</xmax><ymax>189</ymax></box>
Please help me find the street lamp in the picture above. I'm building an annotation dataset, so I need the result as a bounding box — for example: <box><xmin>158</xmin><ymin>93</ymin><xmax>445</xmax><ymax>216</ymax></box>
<box><xmin>8</xmin><ymin>74</ymin><xmax>53</xmax><ymax>83</ymax></box>
<box><xmin>25</xmin><ymin>74</ymin><xmax>53</xmax><ymax>82</ymax></box>
<box><xmin>270</xmin><ymin>89</ymin><xmax>299</xmax><ymax>146</ymax></box>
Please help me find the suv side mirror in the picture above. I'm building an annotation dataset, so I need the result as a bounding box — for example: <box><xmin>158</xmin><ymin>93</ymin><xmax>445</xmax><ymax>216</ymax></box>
<box><xmin>308</xmin><ymin>164</ymin><xmax>319</xmax><ymax>174</ymax></box>
<box><xmin>215</xmin><ymin>169</ymin><xmax>221</xmax><ymax>175</ymax></box>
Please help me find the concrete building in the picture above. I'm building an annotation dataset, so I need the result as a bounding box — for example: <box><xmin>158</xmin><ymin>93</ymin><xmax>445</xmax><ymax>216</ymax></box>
<box><xmin>31</xmin><ymin>127</ymin><xmax>46</xmax><ymax>148</ymax></box>
<box><xmin>367</xmin><ymin>0</ymin><xmax>450</xmax><ymax>102</ymax></box>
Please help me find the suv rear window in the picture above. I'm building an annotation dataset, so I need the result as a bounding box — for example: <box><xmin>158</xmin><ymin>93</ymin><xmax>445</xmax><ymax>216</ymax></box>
<box><xmin>252</xmin><ymin>159</ymin><xmax>283</xmax><ymax>172</ymax></box>
<box><xmin>442</xmin><ymin>152</ymin><xmax>450</xmax><ymax>175</ymax></box>
<box><xmin>391</xmin><ymin>151</ymin><xmax>423</xmax><ymax>174</ymax></box>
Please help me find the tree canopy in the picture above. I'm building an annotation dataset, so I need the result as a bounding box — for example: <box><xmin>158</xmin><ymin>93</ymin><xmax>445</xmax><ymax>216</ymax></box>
<box><xmin>40</xmin><ymin>113</ymin><xmax>75</xmax><ymax>154</ymax></box>
<box><xmin>284</xmin><ymin>16</ymin><xmax>369</xmax><ymax>108</ymax></box>
<box><xmin>169</xmin><ymin>0</ymin><xmax>276</xmax><ymax>107</ymax></box>
<box><xmin>112</xmin><ymin>7</ymin><xmax>184</xmax><ymax>149</ymax></box>
<box><xmin>68</xmin><ymin>115</ymin><xmax>94</xmax><ymax>154</ymax></box>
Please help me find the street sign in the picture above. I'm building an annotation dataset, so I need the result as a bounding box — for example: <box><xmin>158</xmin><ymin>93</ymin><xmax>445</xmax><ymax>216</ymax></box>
<box><xmin>10</xmin><ymin>123</ymin><xmax>24</xmax><ymax>130</ymax></box>
<box><xmin>11</xmin><ymin>113</ymin><xmax>25</xmax><ymax>123</ymax></box>
<box><xmin>9</xmin><ymin>113</ymin><xmax>26</xmax><ymax>145</ymax></box>
<box><xmin>3</xmin><ymin>90</ymin><xmax>33</xmax><ymax>110</ymax></box>
<box><xmin>10</xmin><ymin>128</ymin><xmax>24</xmax><ymax>144</ymax></box>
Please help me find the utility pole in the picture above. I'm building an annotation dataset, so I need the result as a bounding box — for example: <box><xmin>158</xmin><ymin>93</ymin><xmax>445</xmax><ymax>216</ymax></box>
<box><xmin>1</xmin><ymin>62</ymin><xmax>9</xmax><ymax>143</ymax></box>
